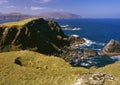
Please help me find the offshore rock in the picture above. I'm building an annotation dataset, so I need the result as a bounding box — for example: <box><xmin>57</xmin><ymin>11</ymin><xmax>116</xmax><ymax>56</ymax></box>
<box><xmin>0</xmin><ymin>18</ymin><xmax>69</xmax><ymax>54</ymax></box>
<box><xmin>101</xmin><ymin>39</ymin><xmax>120</xmax><ymax>56</ymax></box>
<box><xmin>84</xmin><ymin>48</ymin><xmax>97</xmax><ymax>57</ymax></box>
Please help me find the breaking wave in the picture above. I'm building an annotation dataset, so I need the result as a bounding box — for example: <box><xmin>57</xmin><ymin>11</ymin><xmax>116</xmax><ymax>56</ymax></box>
<box><xmin>60</xmin><ymin>24</ymin><xmax>69</xmax><ymax>28</ymax></box>
<box><xmin>110</xmin><ymin>56</ymin><xmax>120</xmax><ymax>60</ymax></box>
<box><xmin>82</xmin><ymin>38</ymin><xmax>96</xmax><ymax>46</ymax></box>
<box><xmin>82</xmin><ymin>38</ymin><xmax>105</xmax><ymax>47</ymax></box>
<box><xmin>60</xmin><ymin>24</ymin><xmax>81</xmax><ymax>30</ymax></box>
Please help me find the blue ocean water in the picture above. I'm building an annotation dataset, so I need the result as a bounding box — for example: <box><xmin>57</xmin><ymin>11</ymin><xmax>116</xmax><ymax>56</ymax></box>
<box><xmin>56</xmin><ymin>19</ymin><xmax>120</xmax><ymax>51</ymax></box>
<box><xmin>56</xmin><ymin>19</ymin><xmax>120</xmax><ymax>67</ymax></box>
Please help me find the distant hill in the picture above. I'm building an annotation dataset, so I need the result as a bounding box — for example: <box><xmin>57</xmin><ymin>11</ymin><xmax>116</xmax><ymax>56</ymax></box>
<box><xmin>37</xmin><ymin>12</ymin><xmax>82</xmax><ymax>19</ymax></box>
<box><xmin>0</xmin><ymin>12</ymin><xmax>81</xmax><ymax>20</ymax></box>
<box><xmin>0</xmin><ymin>12</ymin><xmax>31</xmax><ymax>20</ymax></box>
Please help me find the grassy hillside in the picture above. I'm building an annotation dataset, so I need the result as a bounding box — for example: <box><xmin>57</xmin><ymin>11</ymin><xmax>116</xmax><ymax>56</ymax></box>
<box><xmin>0</xmin><ymin>51</ymin><xmax>119</xmax><ymax>85</ymax></box>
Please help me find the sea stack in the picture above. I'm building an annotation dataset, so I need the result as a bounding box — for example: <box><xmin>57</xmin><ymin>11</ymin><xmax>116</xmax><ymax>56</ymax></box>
<box><xmin>101</xmin><ymin>39</ymin><xmax>120</xmax><ymax>56</ymax></box>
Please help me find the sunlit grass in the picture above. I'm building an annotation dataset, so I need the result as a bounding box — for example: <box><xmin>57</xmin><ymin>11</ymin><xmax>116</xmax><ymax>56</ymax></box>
<box><xmin>0</xmin><ymin>18</ymin><xmax>36</xmax><ymax>27</ymax></box>
<box><xmin>0</xmin><ymin>50</ymin><xmax>119</xmax><ymax>85</ymax></box>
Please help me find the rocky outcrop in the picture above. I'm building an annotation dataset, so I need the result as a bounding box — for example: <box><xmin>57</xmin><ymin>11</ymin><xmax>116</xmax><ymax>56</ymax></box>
<box><xmin>69</xmin><ymin>35</ymin><xmax>85</xmax><ymax>46</ymax></box>
<box><xmin>0</xmin><ymin>18</ymin><xmax>69</xmax><ymax>54</ymax></box>
<box><xmin>72</xmin><ymin>72</ymin><xmax>116</xmax><ymax>85</ymax></box>
<box><xmin>101</xmin><ymin>39</ymin><xmax>120</xmax><ymax>56</ymax></box>
<box><xmin>84</xmin><ymin>48</ymin><xmax>97</xmax><ymax>57</ymax></box>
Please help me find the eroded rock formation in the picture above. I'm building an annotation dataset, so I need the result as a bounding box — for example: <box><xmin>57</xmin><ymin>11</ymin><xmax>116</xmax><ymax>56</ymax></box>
<box><xmin>101</xmin><ymin>39</ymin><xmax>120</xmax><ymax>56</ymax></box>
<box><xmin>0</xmin><ymin>18</ymin><xmax>69</xmax><ymax>54</ymax></box>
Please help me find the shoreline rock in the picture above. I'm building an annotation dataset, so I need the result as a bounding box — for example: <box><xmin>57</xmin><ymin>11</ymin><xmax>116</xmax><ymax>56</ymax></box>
<box><xmin>84</xmin><ymin>48</ymin><xmax>97</xmax><ymax>57</ymax></box>
<box><xmin>101</xmin><ymin>39</ymin><xmax>120</xmax><ymax>56</ymax></box>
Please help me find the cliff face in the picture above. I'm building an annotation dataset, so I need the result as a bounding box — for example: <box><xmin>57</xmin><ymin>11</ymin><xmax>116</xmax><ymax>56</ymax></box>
<box><xmin>0</xmin><ymin>18</ymin><xmax>68</xmax><ymax>54</ymax></box>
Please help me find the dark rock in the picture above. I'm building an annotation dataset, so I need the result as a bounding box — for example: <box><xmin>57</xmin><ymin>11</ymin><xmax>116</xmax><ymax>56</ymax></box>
<box><xmin>101</xmin><ymin>39</ymin><xmax>120</xmax><ymax>56</ymax></box>
<box><xmin>14</xmin><ymin>57</ymin><xmax>23</xmax><ymax>66</ymax></box>
<box><xmin>0</xmin><ymin>18</ymin><xmax>69</xmax><ymax>54</ymax></box>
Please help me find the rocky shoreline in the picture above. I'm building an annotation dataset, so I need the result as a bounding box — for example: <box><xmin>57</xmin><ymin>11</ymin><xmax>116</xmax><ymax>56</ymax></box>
<box><xmin>60</xmin><ymin>35</ymin><xmax>120</xmax><ymax>68</ymax></box>
<box><xmin>0</xmin><ymin>18</ymin><xmax>120</xmax><ymax>68</ymax></box>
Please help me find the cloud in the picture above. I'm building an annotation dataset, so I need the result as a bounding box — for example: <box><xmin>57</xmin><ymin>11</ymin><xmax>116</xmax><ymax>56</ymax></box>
<box><xmin>33</xmin><ymin>0</ymin><xmax>52</xmax><ymax>3</ymax></box>
<box><xmin>23</xmin><ymin>6</ymin><xmax>28</xmax><ymax>10</ymax></box>
<box><xmin>4</xmin><ymin>5</ymin><xmax>16</xmax><ymax>9</ymax></box>
<box><xmin>30</xmin><ymin>6</ymin><xmax>46</xmax><ymax>10</ymax></box>
<box><xmin>53</xmin><ymin>8</ymin><xmax>64</xmax><ymax>12</ymax></box>
<box><xmin>0</xmin><ymin>0</ymin><xmax>8</xmax><ymax>4</ymax></box>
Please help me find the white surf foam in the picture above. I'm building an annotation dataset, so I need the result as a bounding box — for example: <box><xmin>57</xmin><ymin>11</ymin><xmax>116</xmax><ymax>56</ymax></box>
<box><xmin>71</xmin><ymin>34</ymin><xmax>79</xmax><ymax>38</ymax></box>
<box><xmin>61</xmin><ymin>24</ymin><xmax>81</xmax><ymax>31</ymax></box>
<box><xmin>97</xmin><ymin>43</ymin><xmax>105</xmax><ymax>46</ymax></box>
<box><xmin>71</xmin><ymin>27</ymin><xmax>81</xmax><ymax>31</ymax></box>
<box><xmin>94</xmin><ymin>49</ymin><xmax>101</xmax><ymax>51</ymax></box>
<box><xmin>60</xmin><ymin>25</ymin><xmax>69</xmax><ymax>28</ymax></box>
<box><xmin>110</xmin><ymin>56</ymin><xmax>120</xmax><ymax>60</ymax></box>
<box><xmin>82</xmin><ymin>38</ymin><xmax>105</xmax><ymax>47</ymax></box>
<box><xmin>82</xmin><ymin>38</ymin><xmax>96</xmax><ymax>46</ymax></box>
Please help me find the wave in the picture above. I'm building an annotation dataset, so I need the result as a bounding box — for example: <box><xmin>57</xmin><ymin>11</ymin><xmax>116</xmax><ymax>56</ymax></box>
<box><xmin>97</xmin><ymin>43</ymin><xmax>105</xmax><ymax>46</ymax></box>
<box><xmin>70</xmin><ymin>34</ymin><xmax>79</xmax><ymax>38</ymax></box>
<box><xmin>71</xmin><ymin>28</ymin><xmax>80</xmax><ymax>30</ymax></box>
<box><xmin>82</xmin><ymin>38</ymin><xmax>96</xmax><ymax>46</ymax></box>
<box><xmin>60</xmin><ymin>25</ymin><xmax>69</xmax><ymax>28</ymax></box>
<box><xmin>60</xmin><ymin>24</ymin><xmax>81</xmax><ymax>31</ymax></box>
<box><xmin>110</xmin><ymin>56</ymin><xmax>120</xmax><ymax>60</ymax></box>
<box><xmin>80</xmin><ymin>38</ymin><xmax>105</xmax><ymax>48</ymax></box>
<box><xmin>94</xmin><ymin>49</ymin><xmax>101</xmax><ymax>51</ymax></box>
<box><xmin>62</xmin><ymin>27</ymin><xmax>81</xmax><ymax>31</ymax></box>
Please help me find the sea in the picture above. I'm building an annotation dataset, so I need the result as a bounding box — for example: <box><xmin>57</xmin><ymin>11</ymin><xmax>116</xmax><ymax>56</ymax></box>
<box><xmin>1</xmin><ymin>19</ymin><xmax>120</xmax><ymax>67</ymax></box>
<box><xmin>56</xmin><ymin>19</ymin><xmax>120</xmax><ymax>50</ymax></box>
<box><xmin>56</xmin><ymin>19</ymin><xmax>120</xmax><ymax>67</ymax></box>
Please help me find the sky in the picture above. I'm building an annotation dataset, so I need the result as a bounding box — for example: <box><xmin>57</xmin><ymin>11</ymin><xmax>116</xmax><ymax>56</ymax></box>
<box><xmin>0</xmin><ymin>0</ymin><xmax>120</xmax><ymax>18</ymax></box>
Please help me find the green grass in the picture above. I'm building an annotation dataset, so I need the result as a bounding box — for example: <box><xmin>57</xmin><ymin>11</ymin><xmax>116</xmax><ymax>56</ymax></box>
<box><xmin>0</xmin><ymin>50</ymin><xmax>120</xmax><ymax>85</ymax></box>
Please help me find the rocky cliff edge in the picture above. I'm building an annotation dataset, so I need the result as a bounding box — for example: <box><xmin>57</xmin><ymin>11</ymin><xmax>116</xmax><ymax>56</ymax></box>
<box><xmin>0</xmin><ymin>18</ymin><xmax>69</xmax><ymax>54</ymax></box>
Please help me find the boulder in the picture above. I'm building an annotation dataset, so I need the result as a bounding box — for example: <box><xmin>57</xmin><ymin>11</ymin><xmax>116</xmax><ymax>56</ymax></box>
<box><xmin>102</xmin><ymin>39</ymin><xmax>120</xmax><ymax>56</ymax></box>
<box><xmin>0</xmin><ymin>18</ymin><xmax>69</xmax><ymax>54</ymax></box>
<box><xmin>69</xmin><ymin>35</ymin><xmax>85</xmax><ymax>46</ymax></box>
<box><xmin>84</xmin><ymin>48</ymin><xmax>97</xmax><ymax>57</ymax></box>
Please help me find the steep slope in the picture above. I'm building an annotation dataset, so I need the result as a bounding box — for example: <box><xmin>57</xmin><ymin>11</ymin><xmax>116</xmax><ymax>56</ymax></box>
<box><xmin>0</xmin><ymin>18</ymin><xmax>69</xmax><ymax>54</ymax></box>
